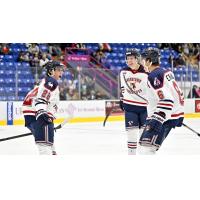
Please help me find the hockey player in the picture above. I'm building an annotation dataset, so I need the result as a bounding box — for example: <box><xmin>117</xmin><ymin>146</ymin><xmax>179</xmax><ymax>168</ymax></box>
<box><xmin>22</xmin><ymin>83</ymin><xmax>59</xmax><ymax>155</ymax></box>
<box><xmin>120</xmin><ymin>49</ymin><xmax>148</xmax><ymax>155</ymax></box>
<box><xmin>22</xmin><ymin>85</ymin><xmax>38</xmax><ymax>135</ymax></box>
<box><xmin>22</xmin><ymin>60</ymin><xmax>65</xmax><ymax>155</ymax></box>
<box><xmin>138</xmin><ymin>48</ymin><xmax>184</xmax><ymax>155</ymax></box>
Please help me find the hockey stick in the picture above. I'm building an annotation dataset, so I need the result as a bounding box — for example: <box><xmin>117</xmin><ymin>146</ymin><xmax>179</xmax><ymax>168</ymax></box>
<box><xmin>122</xmin><ymin>73</ymin><xmax>147</xmax><ymax>102</ymax></box>
<box><xmin>103</xmin><ymin>107</ymin><xmax>117</xmax><ymax>127</ymax></box>
<box><xmin>182</xmin><ymin>123</ymin><xmax>200</xmax><ymax>137</ymax></box>
<box><xmin>0</xmin><ymin>117</ymin><xmax>72</xmax><ymax>142</ymax></box>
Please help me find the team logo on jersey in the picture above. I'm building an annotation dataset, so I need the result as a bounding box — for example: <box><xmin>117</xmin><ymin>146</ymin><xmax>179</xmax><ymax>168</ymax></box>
<box><xmin>127</xmin><ymin>80</ymin><xmax>142</xmax><ymax>94</ymax></box>
<box><xmin>130</xmin><ymin>81</ymin><xmax>136</xmax><ymax>90</ymax></box>
<box><xmin>154</xmin><ymin>77</ymin><xmax>161</xmax><ymax>86</ymax></box>
<box><xmin>48</xmin><ymin>82</ymin><xmax>53</xmax><ymax>88</ymax></box>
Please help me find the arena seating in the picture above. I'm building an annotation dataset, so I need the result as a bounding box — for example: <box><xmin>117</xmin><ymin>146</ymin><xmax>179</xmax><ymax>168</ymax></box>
<box><xmin>0</xmin><ymin>43</ymin><xmax>34</xmax><ymax>101</ymax></box>
<box><xmin>84</xmin><ymin>43</ymin><xmax>200</xmax><ymax>82</ymax></box>
<box><xmin>0</xmin><ymin>43</ymin><xmax>199</xmax><ymax>101</ymax></box>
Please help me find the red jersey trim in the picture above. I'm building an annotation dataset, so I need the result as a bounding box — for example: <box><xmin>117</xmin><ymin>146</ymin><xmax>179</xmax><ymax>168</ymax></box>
<box><xmin>171</xmin><ymin>112</ymin><xmax>184</xmax><ymax>117</ymax></box>
<box><xmin>158</xmin><ymin>103</ymin><xmax>174</xmax><ymax>107</ymax></box>
<box><xmin>23</xmin><ymin>110</ymin><xmax>36</xmax><ymax>114</ymax></box>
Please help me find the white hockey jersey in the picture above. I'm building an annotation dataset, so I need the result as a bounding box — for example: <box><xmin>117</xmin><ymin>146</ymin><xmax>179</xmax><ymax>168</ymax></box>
<box><xmin>22</xmin><ymin>76</ymin><xmax>60</xmax><ymax>119</ymax></box>
<box><xmin>22</xmin><ymin>86</ymin><xmax>39</xmax><ymax>116</ymax></box>
<box><xmin>147</xmin><ymin>67</ymin><xmax>184</xmax><ymax>121</ymax></box>
<box><xmin>120</xmin><ymin>66</ymin><xmax>148</xmax><ymax>107</ymax></box>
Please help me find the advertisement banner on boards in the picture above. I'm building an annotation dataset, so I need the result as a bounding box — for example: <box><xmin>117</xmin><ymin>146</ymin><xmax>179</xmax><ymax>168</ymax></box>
<box><xmin>7</xmin><ymin>101</ymin><xmax>13</xmax><ymax>125</ymax></box>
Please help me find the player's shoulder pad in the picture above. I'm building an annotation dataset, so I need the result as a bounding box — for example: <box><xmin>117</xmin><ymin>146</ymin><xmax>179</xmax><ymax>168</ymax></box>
<box><xmin>148</xmin><ymin>68</ymin><xmax>167</xmax><ymax>89</ymax></box>
<box><xmin>44</xmin><ymin>77</ymin><xmax>58</xmax><ymax>91</ymax></box>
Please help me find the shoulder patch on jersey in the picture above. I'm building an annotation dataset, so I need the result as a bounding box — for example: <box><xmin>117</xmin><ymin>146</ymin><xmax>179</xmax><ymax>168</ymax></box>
<box><xmin>148</xmin><ymin>68</ymin><xmax>166</xmax><ymax>89</ymax></box>
<box><xmin>44</xmin><ymin>77</ymin><xmax>58</xmax><ymax>91</ymax></box>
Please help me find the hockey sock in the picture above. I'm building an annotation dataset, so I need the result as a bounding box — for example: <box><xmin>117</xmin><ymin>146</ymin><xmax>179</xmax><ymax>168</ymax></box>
<box><xmin>127</xmin><ymin>128</ymin><xmax>138</xmax><ymax>155</ymax></box>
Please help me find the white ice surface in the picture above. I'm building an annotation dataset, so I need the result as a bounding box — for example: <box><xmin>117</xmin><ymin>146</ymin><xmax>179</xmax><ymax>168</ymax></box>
<box><xmin>0</xmin><ymin>118</ymin><xmax>200</xmax><ymax>155</ymax></box>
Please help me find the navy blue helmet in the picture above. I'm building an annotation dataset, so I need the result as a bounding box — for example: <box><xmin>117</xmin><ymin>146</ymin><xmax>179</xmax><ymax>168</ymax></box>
<box><xmin>125</xmin><ymin>48</ymin><xmax>140</xmax><ymax>60</ymax></box>
<box><xmin>44</xmin><ymin>61</ymin><xmax>65</xmax><ymax>76</ymax></box>
<box><xmin>141</xmin><ymin>48</ymin><xmax>160</xmax><ymax>65</ymax></box>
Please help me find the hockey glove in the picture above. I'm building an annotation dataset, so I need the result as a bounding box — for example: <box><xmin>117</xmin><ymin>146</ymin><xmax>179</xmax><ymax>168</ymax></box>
<box><xmin>119</xmin><ymin>100</ymin><xmax>124</xmax><ymax>111</ymax></box>
<box><xmin>36</xmin><ymin>110</ymin><xmax>54</xmax><ymax>126</ymax></box>
<box><xmin>146</xmin><ymin>112</ymin><xmax>166</xmax><ymax>134</ymax></box>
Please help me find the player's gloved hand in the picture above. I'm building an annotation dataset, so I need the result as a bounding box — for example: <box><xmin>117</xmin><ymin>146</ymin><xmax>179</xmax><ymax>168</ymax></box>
<box><xmin>36</xmin><ymin>110</ymin><xmax>54</xmax><ymax>126</ymax></box>
<box><xmin>146</xmin><ymin>112</ymin><xmax>166</xmax><ymax>133</ymax></box>
<box><xmin>119</xmin><ymin>100</ymin><xmax>124</xmax><ymax>111</ymax></box>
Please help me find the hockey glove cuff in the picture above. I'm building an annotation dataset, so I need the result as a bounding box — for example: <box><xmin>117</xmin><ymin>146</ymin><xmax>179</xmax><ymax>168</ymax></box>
<box><xmin>146</xmin><ymin>112</ymin><xmax>166</xmax><ymax>133</ymax></box>
<box><xmin>36</xmin><ymin>110</ymin><xmax>54</xmax><ymax>126</ymax></box>
<box><xmin>151</xmin><ymin>111</ymin><xmax>166</xmax><ymax>124</ymax></box>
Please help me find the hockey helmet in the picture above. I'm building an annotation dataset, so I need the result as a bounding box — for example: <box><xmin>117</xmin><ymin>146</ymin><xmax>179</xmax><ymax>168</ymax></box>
<box><xmin>141</xmin><ymin>48</ymin><xmax>160</xmax><ymax>65</ymax></box>
<box><xmin>125</xmin><ymin>48</ymin><xmax>140</xmax><ymax>60</ymax></box>
<box><xmin>44</xmin><ymin>60</ymin><xmax>65</xmax><ymax>76</ymax></box>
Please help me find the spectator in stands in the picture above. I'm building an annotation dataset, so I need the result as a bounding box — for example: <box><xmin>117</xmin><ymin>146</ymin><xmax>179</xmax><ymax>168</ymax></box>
<box><xmin>1</xmin><ymin>43</ymin><xmax>10</xmax><ymax>54</ymax></box>
<box><xmin>49</xmin><ymin>44</ymin><xmax>62</xmax><ymax>57</ymax></box>
<box><xmin>39</xmin><ymin>53</ymin><xmax>50</xmax><ymax>67</ymax></box>
<box><xmin>80</xmin><ymin>78</ymin><xmax>88</xmax><ymax>99</ymax></box>
<box><xmin>183</xmin><ymin>44</ymin><xmax>190</xmax><ymax>56</ymax></box>
<box><xmin>187</xmin><ymin>85</ymin><xmax>200</xmax><ymax>98</ymax></box>
<box><xmin>182</xmin><ymin>44</ymin><xmax>190</xmax><ymax>63</ymax></box>
<box><xmin>88</xmin><ymin>90</ymin><xmax>96</xmax><ymax>100</ymax></box>
<box><xmin>189</xmin><ymin>44</ymin><xmax>199</xmax><ymax>68</ymax></box>
<box><xmin>171</xmin><ymin>43</ymin><xmax>182</xmax><ymax>53</ymax></box>
<box><xmin>95</xmin><ymin>91</ymin><xmax>105</xmax><ymax>100</ymax></box>
<box><xmin>99</xmin><ymin>43</ymin><xmax>112</xmax><ymax>52</ymax></box>
<box><xmin>30</xmin><ymin>52</ymin><xmax>42</xmax><ymax>79</ymax></box>
<box><xmin>0</xmin><ymin>44</ymin><xmax>2</xmax><ymax>54</ymax></box>
<box><xmin>71</xmin><ymin>43</ymin><xmax>86</xmax><ymax>49</ymax></box>
<box><xmin>18</xmin><ymin>52</ymin><xmax>30</xmax><ymax>62</ymax></box>
<box><xmin>66</xmin><ymin>80</ymin><xmax>78</xmax><ymax>100</ymax></box>
<box><xmin>92</xmin><ymin>49</ymin><xmax>106</xmax><ymax>66</ymax></box>
<box><xmin>58</xmin><ymin>55</ymin><xmax>65</xmax><ymax>62</ymax></box>
<box><xmin>30</xmin><ymin>52</ymin><xmax>40</xmax><ymax>67</ymax></box>
<box><xmin>174</xmin><ymin>53</ymin><xmax>186</xmax><ymax>67</ymax></box>
<box><xmin>86</xmin><ymin>76</ymin><xmax>95</xmax><ymax>91</ymax></box>
<box><xmin>59</xmin><ymin>87</ymin><xmax>67</xmax><ymax>100</ymax></box>
<box><xmin>158</xmin><ymin>43</ymin><xmax>170</xmax><ymax>49</ymax></box>
<box><xmin>28</xmin><ymin>43</ymin><xmax>40</xmax><ymax>55</ymax></box>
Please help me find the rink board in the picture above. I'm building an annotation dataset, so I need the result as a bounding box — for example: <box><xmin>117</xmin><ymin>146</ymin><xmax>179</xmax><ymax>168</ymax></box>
<box><xmin>0</xmin><ymin>99</ymin><xmax>199</xmax><ymax>125</ymax></box>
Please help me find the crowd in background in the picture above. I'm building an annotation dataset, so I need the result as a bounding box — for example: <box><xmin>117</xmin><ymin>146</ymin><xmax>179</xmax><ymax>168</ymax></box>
<box><xmin>0</xmin><ymin>43</ymin><xmax>200</xmax><ymax>101</ymax></box>
<box><xmin>188</xmin><ymin>85</ymin><xmax>200</xmax><ymax>98</ymax></box>
<box><xmin>58</xmin><ymin>67</ymin><xmax>108</xmax><ymax>101</ymax></box>
<box><xmin>0</xmin><ymin>43</ymin><xmax>109</xmax><ymax>100</ymax></box>
<box><xmin>158</xmin><ymin>43</ymin><xmax>200</xmax><ymax>68</ymax></box>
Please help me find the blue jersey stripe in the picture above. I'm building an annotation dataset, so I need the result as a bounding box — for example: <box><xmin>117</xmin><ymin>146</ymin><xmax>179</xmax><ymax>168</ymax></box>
<box><xmin>157</xmin><ymin>106</ymin><xmax>172</xmax><ymax>110</ymax></box>
<box><xmin>159</xmin><ymin>99</ymin><xmax>174</xmax><ymax>103</ymax></box>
